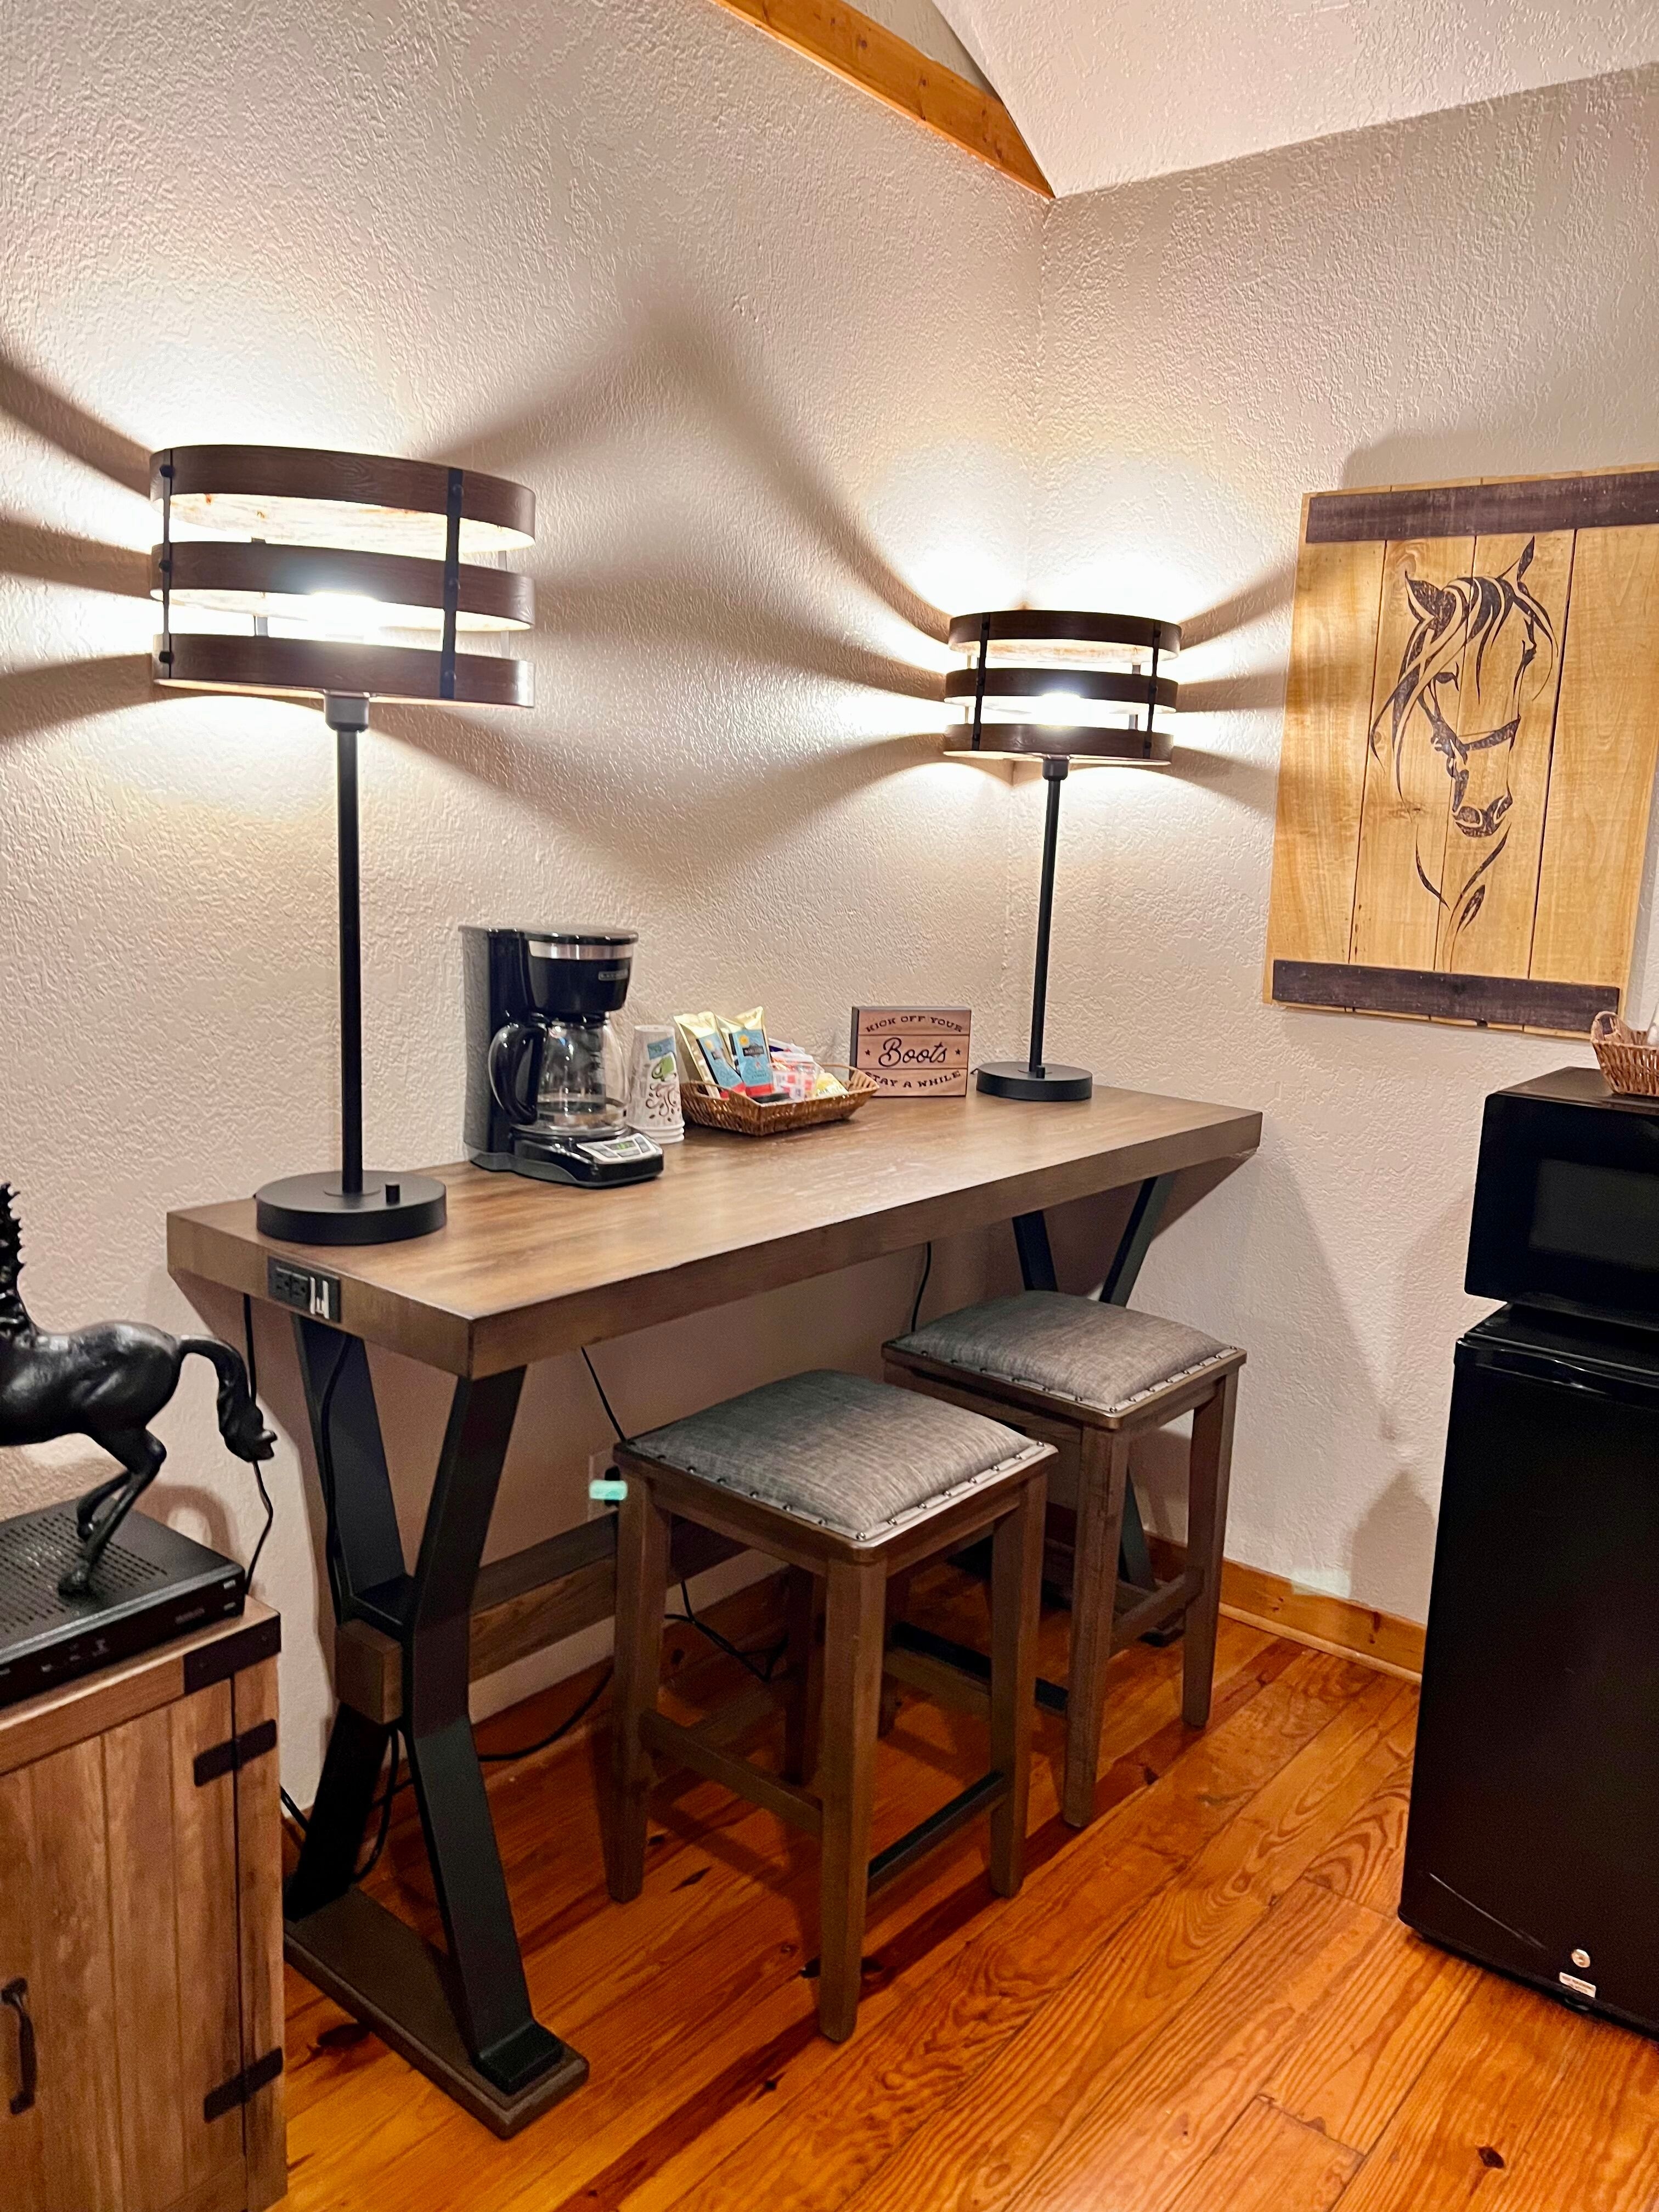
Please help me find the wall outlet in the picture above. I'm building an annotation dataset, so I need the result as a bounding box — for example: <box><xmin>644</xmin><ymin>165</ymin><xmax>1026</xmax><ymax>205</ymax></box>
<box><xmin>588</xmin><ymin>1449</ymin><xmax>624</xmax><ymax>1517</ymax></box>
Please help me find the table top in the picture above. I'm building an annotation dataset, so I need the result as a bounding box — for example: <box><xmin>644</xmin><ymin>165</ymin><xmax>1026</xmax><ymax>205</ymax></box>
<box><xmin>167</xmin><ymin>1087</ymin><xmax>1260</xmax><ymax>1378</ymax></box>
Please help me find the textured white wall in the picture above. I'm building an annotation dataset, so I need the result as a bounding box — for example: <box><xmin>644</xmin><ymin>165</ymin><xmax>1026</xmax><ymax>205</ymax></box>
<box><xmin>1031</xmin><ymin>65</ymin><xmax>1659</xmax><ymax>1619</ymax></box>
<box><xmin>939</xmin><ymin>0</ymin><xmax>1659</xmax><ymax>194</ymax></box>
<box><xmin>0</xmin><ymin>0</ymin><xmax>1041</xmax><ymax>1793</ymax></box>
<box><xmin>4</xmin><ymin>0</ymin><xmax>1656</xmax><ymax>1802</ymax></box>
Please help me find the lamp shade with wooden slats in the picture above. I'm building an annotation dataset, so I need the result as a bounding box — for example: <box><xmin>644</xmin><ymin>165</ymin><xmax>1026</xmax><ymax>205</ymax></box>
<box><xmin>945</xmin><ymin>607</ymin><xmax>1180</xmax><ymax>1103</ymax></box>
<box><xmin>146</xmin><ymin>443</ymin><xmax>538</xmax><ymax>1246</ymax></box>
<box><xmin>944</xmin><ymin>608</ymin><xmax>1179</xmax><ymax>764</ymax></box>
<box><xmin>150</xmin><ymin>444</ymin><xmax>535</xmax><ymax>706</ymax></box>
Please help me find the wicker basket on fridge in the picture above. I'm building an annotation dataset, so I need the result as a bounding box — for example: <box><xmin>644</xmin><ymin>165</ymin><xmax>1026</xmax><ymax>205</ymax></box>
<box><xmin>1590</xmin><ymin>1011</ymin><xmax>1659</xmax><ymax>1099</ymax></box>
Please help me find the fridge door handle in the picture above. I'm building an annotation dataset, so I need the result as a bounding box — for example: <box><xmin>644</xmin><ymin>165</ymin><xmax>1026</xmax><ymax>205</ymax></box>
<box><xmin>1474</xmin><ymin>1342</ymin><xmax>1656</xmax><ymax>1408</ymax></box>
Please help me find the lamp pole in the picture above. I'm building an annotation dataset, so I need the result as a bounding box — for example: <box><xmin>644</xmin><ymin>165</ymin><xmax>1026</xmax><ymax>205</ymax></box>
<box><xmin>1026</xmin><ymin>755</ymin><xmax>1067</xmax><ymax>1076</ymax></box>
<box><xmin>325</xmin><ymin>692</ymin><xmax>370</xmax><ymax>1199</ymax></box>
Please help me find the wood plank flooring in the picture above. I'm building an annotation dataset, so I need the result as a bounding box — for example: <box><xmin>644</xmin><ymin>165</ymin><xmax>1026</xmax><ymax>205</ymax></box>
<box><xmin>278</xmin><ymin>1573</ymin><xmax>1658</xmax><ymax>2211</ymax></box>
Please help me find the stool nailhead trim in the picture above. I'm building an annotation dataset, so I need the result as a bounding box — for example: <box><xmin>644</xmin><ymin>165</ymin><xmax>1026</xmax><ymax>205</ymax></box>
<box><xmin>910</xmin><ymin>1340</ymin><xmax>1242</xmax><ymax>1418</ymax></box>
<box><xmin>628</xmin><ymin>1437</ymin><xmax>1050</xmax><ymax>1543</ymax></box>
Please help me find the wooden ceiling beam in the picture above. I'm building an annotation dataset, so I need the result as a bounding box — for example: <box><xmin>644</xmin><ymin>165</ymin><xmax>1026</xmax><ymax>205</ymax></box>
<box><xmin>708</xmin><ymin>0</ymin><xmax>1052</xmax><ymax>197</ymax></box>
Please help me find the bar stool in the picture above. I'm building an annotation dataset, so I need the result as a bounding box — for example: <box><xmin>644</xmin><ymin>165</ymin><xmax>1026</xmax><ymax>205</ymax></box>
<box><xmin>884</xmin><ymin>1294</ymin><xmax>1244</xmax><ymax>1829</ymax></box>
<box><xmin>606</xmin><ymin>1369</ymin><xmax>1052</xmax><ymax>2040</ymax></box>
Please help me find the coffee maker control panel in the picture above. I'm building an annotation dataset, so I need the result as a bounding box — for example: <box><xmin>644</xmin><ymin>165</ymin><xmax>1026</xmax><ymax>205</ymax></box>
<box><xmin>506</xmin><ymin>1127</ymin><xmax>664</xmax><ymax>1189</ymax></box>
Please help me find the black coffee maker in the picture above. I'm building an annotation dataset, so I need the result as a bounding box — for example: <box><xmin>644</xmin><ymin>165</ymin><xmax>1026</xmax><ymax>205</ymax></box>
<box><xmin>462</xmin><ymin>927</ymin><xmax>664</xmax><ymax>1189</ymax></box>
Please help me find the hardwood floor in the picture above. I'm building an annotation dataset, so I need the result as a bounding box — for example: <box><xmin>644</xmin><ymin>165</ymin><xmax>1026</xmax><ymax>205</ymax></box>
<box><xmin>279</xmin><ymin>1573</ymin><xmax>1659</xmax><ymax>2211</ymax></box>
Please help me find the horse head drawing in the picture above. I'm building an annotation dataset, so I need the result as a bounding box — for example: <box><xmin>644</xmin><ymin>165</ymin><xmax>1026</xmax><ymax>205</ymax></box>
<box><xmin>0</xmin><ymin>1183</ymin><xmax>274</xmax><ymax>1595</ymax></box>
<box><xmin>1370</xmin><ymin>538</ymin><xmax>1558</xmax><ymax>946</ymax></box>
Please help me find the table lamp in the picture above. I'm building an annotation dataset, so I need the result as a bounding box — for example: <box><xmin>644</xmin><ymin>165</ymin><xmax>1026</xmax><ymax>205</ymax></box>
<box><xmin>945</xmin><ymin>608</ymin><xmax>1179</xmax><ymax>1101</ymax></box>
<box><xmin>151</xmin><ymin>444</ymin><xmax>535</xmax><ymax>1243</ymax></box>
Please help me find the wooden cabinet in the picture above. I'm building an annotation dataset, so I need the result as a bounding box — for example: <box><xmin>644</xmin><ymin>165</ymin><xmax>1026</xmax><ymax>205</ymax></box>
<box><xmin>0</xmin><ymin>1605</ymin><xmax>285</xmax><ymax>2212</ymax></box>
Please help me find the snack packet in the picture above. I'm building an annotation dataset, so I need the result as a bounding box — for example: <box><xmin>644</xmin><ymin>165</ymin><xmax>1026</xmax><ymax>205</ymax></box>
<box><xmin>674</xmin><ymin>1013</ymin><xmax>742</xmax><ymax>1093</ymax></box>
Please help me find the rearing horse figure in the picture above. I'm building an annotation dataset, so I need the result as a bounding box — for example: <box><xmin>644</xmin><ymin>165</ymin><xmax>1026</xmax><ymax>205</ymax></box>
<box><xmin>1370</xmin><ymin>537</ymin><xmax>1558</xmax><ymax>953</ymax></box>
<box><xmin>0</xmin><ymin>1185</ymin><xmax>274</xmax><ymax>1595</ymax></box>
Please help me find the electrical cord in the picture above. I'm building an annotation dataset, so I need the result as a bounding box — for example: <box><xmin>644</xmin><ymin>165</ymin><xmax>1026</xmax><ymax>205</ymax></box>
<box><xmin>353</xmin><ymin>1727</ymin><xmax>402</xmax><ymax>1882</ymax></box>
<box><xmin>668</xmin><ymin>1579</ymin><xmax>788</xmax><ymax>1684</ymax></box>
<box><xmin>910</xmin><ymin>1241</ymin><xmax>933</xmax><ymax>1334</ymax></box>
<box><xmin>582</xmin><ymin>1350</ymin><xmax>785</xmax><ymax>1686</ymax></box>
<box><xmin>582</xmin><ymin>1345</ymin><xmax>624</xmax><ymax>1441</ymax></box>
<box><xmin>478</xmin><ymin>1665</ymin><xmax>614</xmax><ymax>1763</ymax></box>
<box><xmin>240</xmin><ymin>1294</ymin><xmax>277</xmax><ymax>1592</ymax></box>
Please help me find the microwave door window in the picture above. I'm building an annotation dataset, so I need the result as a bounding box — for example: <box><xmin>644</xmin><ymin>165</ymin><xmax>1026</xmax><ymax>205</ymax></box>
<box><xmin>1530</xmin><ymin>1158</ymin><xmax>1659</xmax><ymax>1273</ymax></box>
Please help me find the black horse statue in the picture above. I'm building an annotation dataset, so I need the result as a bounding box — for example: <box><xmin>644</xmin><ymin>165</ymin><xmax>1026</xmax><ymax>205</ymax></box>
<box><xmin>0</xmin><ymin>1185</ymin><xmax>274</xmax><ymax>1595</ymax></box>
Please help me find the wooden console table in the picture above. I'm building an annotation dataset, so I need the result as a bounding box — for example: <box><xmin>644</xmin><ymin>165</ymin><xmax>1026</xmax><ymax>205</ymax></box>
<box><xmin>167</xmin><ymin>1085</ymin><xmax>1259</xmax><ymax>2135</ymax></box>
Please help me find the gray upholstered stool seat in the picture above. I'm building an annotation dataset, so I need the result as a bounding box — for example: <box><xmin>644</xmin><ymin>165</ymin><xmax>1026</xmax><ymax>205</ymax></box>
<box><xmin>884</xmin><ymin>1291</ymin><xmax>1245</xmax><ymax>1830</ymax></box>
<box><xmin>608</xmin><ymin>1367</ymin><xmax>1053</xmax><ymax>2043</ymax></box>
<box><xmin>889</xmin><ymin>1293</ymin><xmax>1239</xmax><ymax>1423</ymax></box>
<box><xmin>627</xmin><ymin>1368</ymin><xmax>1047</xmax><ymax>1542</ymax></box>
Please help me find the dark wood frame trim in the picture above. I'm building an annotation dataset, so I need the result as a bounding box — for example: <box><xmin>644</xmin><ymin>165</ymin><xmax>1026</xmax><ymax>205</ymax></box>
<box><xmin>151</xmin><ymin>444</ymin><xmax>535</xmax><ymax>543</ymax></box>
<box><xmin>153</xmin><ymin>540</ymin><xmax>534</xmax><ymax>628</ymax></box>
<box><xmin>152</xmin><ymin>632</ymin><xmax>533</xmax><ymax>707</ymax></box>
<box><xmin>1306</xmin><ymin>469</ymin><xmax>1659</xmax><ymax>545</ymax></box>
<box><xmin>1272</xmin><ymin>959</ymin><xmax>1618</xmax><ymax>1035</ymax></box>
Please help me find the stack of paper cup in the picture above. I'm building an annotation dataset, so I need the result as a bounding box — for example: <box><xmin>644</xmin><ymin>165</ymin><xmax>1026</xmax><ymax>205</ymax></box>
<box><xmin>627</xmin><ymin>1021</ymin><xmax>684</xmax><ymax>1142</ymax></box>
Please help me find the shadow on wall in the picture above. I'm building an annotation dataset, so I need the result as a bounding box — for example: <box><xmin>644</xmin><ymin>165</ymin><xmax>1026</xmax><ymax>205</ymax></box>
<box><xmin>0</xmin><ymin>654</ymin><xmax>153</xmax><ymax>749</ymax></box>
<box><xmin>427</xmin><ymin>304</ymin><xmax>950</xmax><ymax>645</ymax></box>
<box><xmin>1164</xmin><ymin>744</ymin><xmax>1282</xmax><ymax>815</ymax></box>
<box><xmin>374</xmin><ymin>706</ymin><xmax>941</xmax><ymax>859</ymax></box>
<box><xmin>1349</xmin><ymin>1470</ymin><xmax>1437</xmax><ymax>1629</ymax></box>
<box><xmin>1180</xmin><ymin>558</ymin><xmax>1296</xmax><ymax>651</ymax></box>
<box><xmin>0</xmin><ymin>346</ymin><xmax>150</xmax><ymax>494</ymax></box>
<box><xmin>0</xmin><ymin>315</ymin><xmax>950</xmax><ymax>800</ymax></box>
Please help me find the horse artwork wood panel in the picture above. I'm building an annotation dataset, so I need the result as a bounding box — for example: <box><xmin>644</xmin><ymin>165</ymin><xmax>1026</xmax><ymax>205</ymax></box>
<box><xmin>1263</xmin><ymin>467</ymin><xmax>1659</xmax><ymax>1035</ymax></box>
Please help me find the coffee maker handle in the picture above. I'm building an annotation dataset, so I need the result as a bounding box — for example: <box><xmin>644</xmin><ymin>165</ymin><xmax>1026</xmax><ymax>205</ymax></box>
<box><xmin>488</xmin><ymin>1020</ymin><xmax>546</xmax><ymax>1128</ymax></box>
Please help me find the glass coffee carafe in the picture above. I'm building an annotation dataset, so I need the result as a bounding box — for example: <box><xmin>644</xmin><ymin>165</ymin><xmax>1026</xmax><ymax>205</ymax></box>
<box><xmin>488</xmin><ymin>1012</ymin><xmax>627</xmax><ymax>1139</ymax></box>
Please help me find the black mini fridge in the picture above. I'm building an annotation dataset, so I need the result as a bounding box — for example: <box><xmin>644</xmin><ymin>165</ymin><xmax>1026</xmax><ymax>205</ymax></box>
<box><xmin>1402</xmin><ymin>1068</ymin><xmax>1659</xmax><ymax>2035</ymax></box>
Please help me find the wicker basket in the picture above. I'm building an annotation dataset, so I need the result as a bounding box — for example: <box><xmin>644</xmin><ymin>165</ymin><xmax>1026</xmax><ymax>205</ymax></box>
<box><xmin>680</xmin><ymin>1064</ymin><xmax>878</xmax><ymax>1136</ymax></box>
<box><xmin>1590</xmin><ymin>1011</ymin><xmax>1659</xmax><ymax>1098</ymax></box>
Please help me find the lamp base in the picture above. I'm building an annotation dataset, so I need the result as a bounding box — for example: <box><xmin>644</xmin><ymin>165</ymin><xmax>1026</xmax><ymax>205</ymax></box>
<box><xmin>975</xmin><ymin>1060</ymin><xmax>1094</xmax><ymax>1103</ymax></box>
<box><xmin>255</xmin><ymin>1170</ymin><xmax>447</xmax><ymax>1245</ymax></box>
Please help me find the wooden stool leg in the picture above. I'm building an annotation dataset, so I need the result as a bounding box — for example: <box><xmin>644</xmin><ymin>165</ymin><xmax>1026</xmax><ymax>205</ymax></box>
<box><xmin>783</xmin><ymin>1566</ymin><xmax>822</xmax><ymax>1785</ymax></box>
<box><xmin>1182</xmin><ymin>1368</ymin><xmax>1238</xmax><ymax>1729</ymax></box>
<box><xmin>989</xmin><ymin>1469</ymin><xmax>1046</xmax><ymax>1894</ymax></box>
<box><xmin>1064</xmin><ymin>1427</ymin><xmax>1131</xmax><ymax>1828</ymax></box>
<box><xmin>607</xmin><ymin>1473</ymin><xmax>672</xmax><ymax>1902</ymax></box>
<box><xmin>816</xmin><ymin>1557</ymin><xmax>886</xmax><ymax>2040</ymax></box>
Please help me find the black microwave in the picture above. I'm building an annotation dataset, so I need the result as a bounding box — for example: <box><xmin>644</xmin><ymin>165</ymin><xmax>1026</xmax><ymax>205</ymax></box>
<box><xmin>1468</xmin><ymin>1066</ymin><xmax>1659</xmax><ymax>1330</ymax></box>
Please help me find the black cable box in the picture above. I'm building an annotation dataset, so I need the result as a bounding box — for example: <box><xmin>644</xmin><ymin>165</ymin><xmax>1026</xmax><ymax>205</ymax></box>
<box><xmin>0</xmin><ymin>1500</ymin><xmax>246</xmax><ymax>1710</ymax></box>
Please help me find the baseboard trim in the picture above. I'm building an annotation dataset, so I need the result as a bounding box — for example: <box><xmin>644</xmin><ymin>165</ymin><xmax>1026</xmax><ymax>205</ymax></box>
<box><xmin>1148</xmin><ymin>1535</ymin><xmax>1425</xmax><ymax>1681</ymax></box>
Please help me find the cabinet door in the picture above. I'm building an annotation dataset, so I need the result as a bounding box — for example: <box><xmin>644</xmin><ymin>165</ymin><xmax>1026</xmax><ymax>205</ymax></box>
<box><xmin>104</xmin><ymin>1681</ymin><xmax>245</xmax><ymax>2212</ymax></box>
<box><xmin>0</xmin><ymin>1737</ymin><xmax>125</xmax><ymax>2212</ymax></box>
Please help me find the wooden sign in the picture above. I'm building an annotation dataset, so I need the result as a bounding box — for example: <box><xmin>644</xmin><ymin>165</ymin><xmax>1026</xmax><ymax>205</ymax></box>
<box><xmin>850</xmin><ymin>1007</ymin><xmax>972</xmax><ymax>1096</ymax></box>
<box><xmin>1263</xmin><ymin>466</ymin><xmax>1659</xmax><ymax>1036</ymax></box>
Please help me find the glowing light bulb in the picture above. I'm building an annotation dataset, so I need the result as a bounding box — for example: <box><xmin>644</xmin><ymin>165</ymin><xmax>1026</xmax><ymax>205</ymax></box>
<box><xmin>300</xmin><ymin>593</ymin><xmax>380</xmax><ymax>641</ymax></box>
<box><xmin>1031</xmin><ymin>691</ymin><xmax>1082</xmax><ymax>726</ymax></box>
